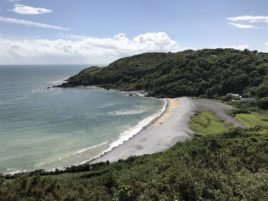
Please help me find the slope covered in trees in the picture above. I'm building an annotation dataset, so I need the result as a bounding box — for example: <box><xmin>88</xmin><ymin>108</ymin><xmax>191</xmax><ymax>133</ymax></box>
<box><xmin>61</xmin><ymin>49</ymin><xmax>268</xmax><ymax>98</ymax></box>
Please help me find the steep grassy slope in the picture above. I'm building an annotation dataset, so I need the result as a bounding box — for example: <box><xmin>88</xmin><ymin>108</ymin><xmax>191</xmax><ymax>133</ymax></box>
<box><xmin>61</xmin><ymin>49</ymin><xmax>268</xmax><ymax>98</ymax></box>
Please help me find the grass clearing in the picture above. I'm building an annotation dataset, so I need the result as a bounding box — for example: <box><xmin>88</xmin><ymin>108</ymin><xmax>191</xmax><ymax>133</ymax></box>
<box><xmin>235</xmin><ymin>112</ymin><xmax>268</xmax><ymax>135</ymax></box>
<box><xmin>190</xmin><ymin>111</ymin><xmax>227</xmax><ymax>136</ymax></box>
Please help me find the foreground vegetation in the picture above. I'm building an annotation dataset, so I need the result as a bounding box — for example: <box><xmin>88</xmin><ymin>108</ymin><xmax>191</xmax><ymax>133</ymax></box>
<box><xmin>61</xmin><ymin>49</ymin><xmax>268</xmax><ymax>98</ymax></box>
<box><xmin>1</xmin><ymin>128</ymin><xmax>268</xmax><ymax>201</ymax></box>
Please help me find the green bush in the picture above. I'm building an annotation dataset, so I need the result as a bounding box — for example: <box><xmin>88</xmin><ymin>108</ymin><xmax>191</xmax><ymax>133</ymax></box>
<box><xmin>257</xmin><ymin>97</ymin><xmax>268</xmax><ymax>110</ymax></box>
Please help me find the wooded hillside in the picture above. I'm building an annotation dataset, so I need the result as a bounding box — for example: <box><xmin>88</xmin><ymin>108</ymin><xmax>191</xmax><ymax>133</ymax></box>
<box><xmin>61</xmin><ymin>49</ymin><xmax>268</xmax><ymax>98</ymax></box>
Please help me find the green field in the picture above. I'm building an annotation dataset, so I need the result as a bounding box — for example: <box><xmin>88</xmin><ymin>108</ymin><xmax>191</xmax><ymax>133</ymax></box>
<box><xmin>190</xmin><ymin>111</ymin><xmax>227</xmax><ymax>136</ymax></box>
<box><xmin>235</xmin><ymin>112</ymin><xmax>268</xmax><ymax>134</ymax></box>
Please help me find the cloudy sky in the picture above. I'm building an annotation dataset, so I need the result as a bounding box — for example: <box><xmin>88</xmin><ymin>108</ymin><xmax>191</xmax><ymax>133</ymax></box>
<box><xmin>0</xmin><ymin>0</ymin><xmax>267</xmax><ymax>64</ymax></box>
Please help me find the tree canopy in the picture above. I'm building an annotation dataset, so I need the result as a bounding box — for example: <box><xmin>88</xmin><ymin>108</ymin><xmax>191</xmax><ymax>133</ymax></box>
<box><xmin>61</xmin><ymin>49</ymin><xmax>268</xmax><ymax>98</ymax></box>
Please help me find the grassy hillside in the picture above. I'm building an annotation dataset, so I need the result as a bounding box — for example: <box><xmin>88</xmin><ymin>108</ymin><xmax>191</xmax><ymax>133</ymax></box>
<box><xmin>1</xmin><ymin>128</ymin><xmax>268</xmax><ymax>201</ymax></box>
<box><xmin>61</xmin><ymin>49</ymin><xmax>268</xmax><ymax>98</ymax></box>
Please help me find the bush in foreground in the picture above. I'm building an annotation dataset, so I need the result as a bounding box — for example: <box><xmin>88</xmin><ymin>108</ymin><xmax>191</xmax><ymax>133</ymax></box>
<box><xmin>0</xmin><ymin>128</ymin><xmax>268</xmax><ymax>201</ymax></box>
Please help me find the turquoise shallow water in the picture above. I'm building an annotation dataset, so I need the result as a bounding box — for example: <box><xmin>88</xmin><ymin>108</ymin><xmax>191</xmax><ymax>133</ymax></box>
<box><xmin>0</xmin><ymin>65</ymin><xmax>163</xmax><ymax>174</ymax></box>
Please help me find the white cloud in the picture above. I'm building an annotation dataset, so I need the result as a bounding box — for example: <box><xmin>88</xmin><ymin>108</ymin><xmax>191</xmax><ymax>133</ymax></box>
<box><xmin>229</xmin><ymin>23</ymin><xmax>258</xmax><ymax>29</ymax></box>
<box><xmin>0</xmin><ymin>16</ymin><xmax>68</xmax><ymax>31</ymax></box>
<box><xmin>12</xmin><ymin>4</ymin><xmax>52</xmax><ymax>15</ymax></box>
<box><xmin>0</xmin><ymin>32</ymin><xmax>181</xmax><ymax>64</ymax></box>
<box><xmin>264</xmin><ymin>42</ymin><xmax>268</xmax><ymax>51</ymax></box>
<box><xmin>227</xmin><ymin>15</ymin><xmax>268</xmax><ymax>23</ymax></box>
<box><xmin>227</xmin><ymin>15</ymin><xmax>268</xmax><ymax>29</ymax></box>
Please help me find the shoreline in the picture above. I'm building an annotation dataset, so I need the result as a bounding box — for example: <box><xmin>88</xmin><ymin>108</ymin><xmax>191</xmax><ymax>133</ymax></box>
<box><xmin>91</xmin><ymin>97</ymin><xmax>195</xmax><ymax>164</ymax></box>
<box><xmin>2</xmin><ymin>90</ymin><xmax>166</xmax><ymax>175</ymax></box>
<box><xmin>3</xmin><ymin>96</ymin><xmax>243</xmax><ymax>175</ymax></box>
<box><xmin>82</xmin><ymin>98</ymin><xmax>169</xmax><ymax>164</ymax></box>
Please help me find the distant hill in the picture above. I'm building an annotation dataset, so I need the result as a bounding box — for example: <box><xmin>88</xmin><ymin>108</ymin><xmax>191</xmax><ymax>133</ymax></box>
<box><xmin>60</xmin><ymin>49</ymin><xmax>268</xmax><ymax>98</ymax></box>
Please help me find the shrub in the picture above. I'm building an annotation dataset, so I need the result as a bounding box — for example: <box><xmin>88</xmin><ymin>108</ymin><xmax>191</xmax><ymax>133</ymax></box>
<box><xmin>257</xmin><ymin>97</ymin><xmax>268</xmax><ymax>110</ymax></box>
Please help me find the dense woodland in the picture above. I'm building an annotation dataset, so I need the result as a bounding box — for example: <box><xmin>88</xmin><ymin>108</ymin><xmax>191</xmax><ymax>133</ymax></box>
<box><xmin>61</xmin><ymin>49</ymin><xmax>268</xmax><ymax>98</ymax></box>
<box><xmin>1</xmin><ymin>128</ymin><xmax>268</xmax><ymax>200</ymax></box>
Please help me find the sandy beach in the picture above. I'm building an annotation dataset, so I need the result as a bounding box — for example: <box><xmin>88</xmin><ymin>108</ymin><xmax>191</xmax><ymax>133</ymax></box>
<box><xmin>91</xmin><ymin>97</ymin><xmax>195</xmax><ymax>163</ymax></box>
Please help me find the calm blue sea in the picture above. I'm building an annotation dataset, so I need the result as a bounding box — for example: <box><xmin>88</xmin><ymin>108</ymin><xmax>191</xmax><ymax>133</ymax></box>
<box><xmin>0</xmin><ymin>65</ymin><xmax>163</xmax><ymax>174</ymax></box>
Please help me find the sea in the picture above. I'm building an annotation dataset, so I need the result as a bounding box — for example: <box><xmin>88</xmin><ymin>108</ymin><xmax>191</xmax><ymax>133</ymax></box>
<box><xmin>0</xmin><ymin>65</ymin><xmax>164</xmax><ymax>174</ymax></box>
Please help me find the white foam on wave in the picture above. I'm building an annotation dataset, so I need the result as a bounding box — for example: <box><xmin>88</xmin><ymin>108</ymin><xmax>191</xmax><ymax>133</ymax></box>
<box><xmin>48</xmin><ymin>77</ymin><xmax>68</xmax><ymax>85</ymax></box>
<box><xmin>84</xmin><ymin>99</ymin><xmax>168</xmax><ymax>164</ymax></box>
<box><xmin>98</xmin><ymin>102</ymin><xmax>118</xmax><ymax>109</ymax></box>
<box><xmin>74</xmin><ymin>141</ymin><xmax>108</xmax><ymax>155</ymax></box>
<box><xmin>35</xmin><ymin>141</ymin><xmax>109</xmax><ymax>169</ymax></box>
<box><xmin>108</xmin><ymin>109</ymin><xmax>145</xmax><ymax>116</ymax></box>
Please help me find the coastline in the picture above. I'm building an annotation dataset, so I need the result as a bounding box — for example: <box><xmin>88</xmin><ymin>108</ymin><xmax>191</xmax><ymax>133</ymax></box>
<box><xmin>3</xmin><ymin>96</ymin><xmax>243</xmax><ymax>175</ymax></box>
<box><xmin>2</xmin><ymin>88</ymin><xmax>166</xmax><ymax>175</ymax></box>
<box><xmin>59</xmin><ymin>97</ymin><xmax>244</xmax><ymax>169</ymax></box>
<box><xmin>90</xmin><ymin>97</ymin><xmax>195</xmax><ymax>164</ymax></box>
<box><xmin>80</xmin><ymin>98</ymin><xmax>168</xmax><ymax>165</ymax></box>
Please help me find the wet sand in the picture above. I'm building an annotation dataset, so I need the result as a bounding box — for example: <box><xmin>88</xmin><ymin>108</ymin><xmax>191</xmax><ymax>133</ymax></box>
<box><xmin>153</xmin><ymin>98</ymin><xmax>179</xmax><ymax>125</ymax></box>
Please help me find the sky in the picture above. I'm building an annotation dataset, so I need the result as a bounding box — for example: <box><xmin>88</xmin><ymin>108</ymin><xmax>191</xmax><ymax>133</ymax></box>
<box><xmin>0</xmin><ymin>0</ymin><xmax>268</xmax><ymax>64</ymax></box>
